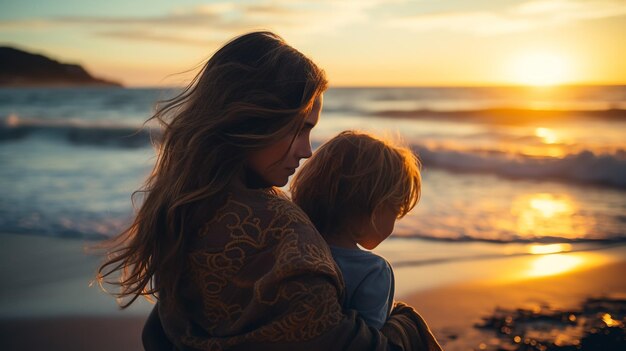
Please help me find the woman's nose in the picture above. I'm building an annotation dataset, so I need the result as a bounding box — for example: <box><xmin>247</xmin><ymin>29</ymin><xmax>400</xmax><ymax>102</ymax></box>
<box><xmin>295</xmin><ymin>137</ymin><xmax>312</xmax><ymax>159</ymax></box>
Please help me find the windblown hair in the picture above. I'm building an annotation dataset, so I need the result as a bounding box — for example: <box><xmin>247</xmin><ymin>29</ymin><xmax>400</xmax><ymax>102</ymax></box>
<box><xmin>97</xmin><ymin>31</ymin><xmax>327</xmax><ymax>308</ymax></box>
<box><xmin>290</xmin><ymin>130</ymin><xmax>421</xmax><ymax>240</ymax></box>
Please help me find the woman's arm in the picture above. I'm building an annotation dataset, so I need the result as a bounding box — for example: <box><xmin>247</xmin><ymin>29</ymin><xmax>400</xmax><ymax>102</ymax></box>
<box><xmin>150</xmin><ymin>195</ymin><xmax>441</xmax><ymax>350</ymax></box>
<box><xmin>145</xmin><ymin>278</ymin><xmax>437</xmax><ymax>351</ymax></box>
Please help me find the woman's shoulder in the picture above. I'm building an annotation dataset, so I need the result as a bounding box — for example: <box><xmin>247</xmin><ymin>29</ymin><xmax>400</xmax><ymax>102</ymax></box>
<box><xmin>195</xmin><ymin>187</ymin><xmax>322</xmax><ymax>248</ymax></box>
<box><xmin>192</xmin><ymin>187</ymin><xmax>341</xmax><ymax>287</ymax></box>
<box><xmin>216</xmin><ymin>187</ymin><xmax>309</xmax><ymax>219</ymax></box>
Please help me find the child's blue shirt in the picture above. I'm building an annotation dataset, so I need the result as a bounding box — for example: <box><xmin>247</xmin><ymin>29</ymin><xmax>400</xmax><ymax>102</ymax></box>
<box><xmin>329</xmin><ymin>245</ymin><xmax>395</xmax><ymax>329</ymax></box>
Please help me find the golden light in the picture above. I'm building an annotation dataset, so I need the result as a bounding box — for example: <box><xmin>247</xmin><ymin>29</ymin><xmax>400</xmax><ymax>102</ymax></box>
<box><xmin>512</xmin><ymin>193</ymin><xmax>588</xmax><ymax>240</ymax></box>
<box><xmin>527</xmin><ymin>254</ymin><xmax>583</xmax><ymax>277</ymax></box>
<box><xmin>535</xmin><ymin>127</ymin><xmax>559</xmax><ymax>144</ymax></box>
<box><xmin>568</xmin><ymin>314</ymin><xmax>576</xmax><ymax>322</ymax></box>
<box><xmin>602</xmin><ymin>313</ymin><xmax>620</xmax><ymax>327</ymax></box>
<box><xmin>529</xmin><ymin>196</ymin><xmax>570</xmax><ymax>218</ymax></box>
<box><xmin>529</xmin><ymin>243</ymin><xmax>572</xmax><ymax>255</ymax></box>
<box><xmin>508</xmin><ymin>52</ymin><xmax>570</xmax><ymax>86</ymax></box>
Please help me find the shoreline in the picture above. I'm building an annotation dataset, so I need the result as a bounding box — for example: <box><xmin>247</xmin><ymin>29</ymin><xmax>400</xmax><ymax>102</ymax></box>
<box><xmin>378</xmin><ymin>237</ymin><xmax>626</xmax><ymax>297</ymax></box>
<box><xmin>1</xmin><ymin>232</ymin><xmax>625</xmax><ymax>350</ymax></box>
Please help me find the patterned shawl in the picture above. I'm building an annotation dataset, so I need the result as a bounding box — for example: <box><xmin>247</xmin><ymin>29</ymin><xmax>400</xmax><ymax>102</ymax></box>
<box><xmin>153</xmin><ymin>188</ymin><xmax>442</xmax><ymax>351</ymax></box>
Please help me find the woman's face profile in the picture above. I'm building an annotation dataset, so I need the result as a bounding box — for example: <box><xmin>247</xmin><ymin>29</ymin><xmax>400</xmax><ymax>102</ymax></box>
<box><xmin>246</xmin><ymin>94</ymin><xmax>323</xmax><ymax>187</ymax></box>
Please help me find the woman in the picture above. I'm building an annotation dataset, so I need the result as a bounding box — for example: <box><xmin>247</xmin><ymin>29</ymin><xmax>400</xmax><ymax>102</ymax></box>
<box><xmin>98</xmin><ymin>31</ymin><xmax>441</xmax><ymax>351</ymax></box>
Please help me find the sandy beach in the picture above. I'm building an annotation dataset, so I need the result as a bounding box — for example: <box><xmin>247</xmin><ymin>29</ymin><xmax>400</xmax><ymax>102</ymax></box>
<box><xmin>406</xmin><ymin>259</ymin><xmax>626</xmax><ymax>350</ymax></box>
<box><xmin>0</xmin><ymin>232</ymin><xmax>152</xmax><ymax>351</ymax></box>
<box><xmin>1</xmin><ymin>232</ymin><xmax>625</xmax><ymax>350</ymax></box>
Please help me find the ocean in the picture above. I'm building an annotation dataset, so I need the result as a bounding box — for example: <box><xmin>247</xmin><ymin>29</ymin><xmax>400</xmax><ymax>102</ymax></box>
<box><xmin>1</xmin><ymin>85</ymin><xmax>625</xmax><ymax>247</ymax></box>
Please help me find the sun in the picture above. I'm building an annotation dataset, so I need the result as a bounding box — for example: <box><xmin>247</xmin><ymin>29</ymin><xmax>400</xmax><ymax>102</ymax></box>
<box><xmin>507</xmin><ymin>52</ymin><xmax>570</xmax><ymax>86</ymax></box>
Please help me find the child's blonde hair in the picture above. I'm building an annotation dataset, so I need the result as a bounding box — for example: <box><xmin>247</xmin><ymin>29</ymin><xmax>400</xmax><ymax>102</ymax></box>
<box><xmin>290</xmin><ymin>130</ymin><xmax>421</xmax><ymax>240</ymax></box>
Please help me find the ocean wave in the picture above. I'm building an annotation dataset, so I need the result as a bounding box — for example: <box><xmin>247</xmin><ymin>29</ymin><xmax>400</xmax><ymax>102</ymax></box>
<box><xmin>412</xmin><ymin>144</ymin><xmax>626</xmax><ymax>188</ymax></box>
<box><xmin>8</xmin><ymin>224</ymin><xmax>625</xmax><ymax>245</ymax></box>
<box><xmin>3</xmin><ymin>115</ymin><xmax>626</xmax><ymax>189</ymax></box>
<box><xmin>0</xmin><ymin>114</ymin><xmax>156</xmax><ymax>147</ymax></box>
<box><xmin>389</xmin><ymin>238</ymin><xmax>626</xmax><ymax>268</ymax></box>
<box><xmin>391</xmin><ymin>232</ymin><xmax>626</xmax><ymax>245</ymax></box>
<box><xmin>371</xmin><ymin>107</ymin><xmax>626</xmax><ymax>124</ymax></box>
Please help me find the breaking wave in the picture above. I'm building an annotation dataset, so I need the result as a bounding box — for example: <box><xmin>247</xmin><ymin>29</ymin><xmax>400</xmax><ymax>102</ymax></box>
<box><xmin>3</xmin><ymin>115</ymin><xmax>625</xmax><ymax>189</ymax></box>
<box><xmin>0</xmin><ymin>114</ymin><xmax>156</xmax><ymax>147</ymax></box>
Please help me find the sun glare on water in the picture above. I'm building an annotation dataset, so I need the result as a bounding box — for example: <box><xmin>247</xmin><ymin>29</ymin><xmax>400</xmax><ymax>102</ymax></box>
<box><xmin>508</xmin><ymin>52</ymin><xmax>570</xmax><ymax>86</ymax></box>
<box><xmin>535</xmin><ymin>127</ymin><xmax>560</xmax><ymax>144</ymax></box>
<box><xmin>529</xmin><ymin>196</ymin><xmax>570</xmax><ymax>217</ymax></box>
<box><xmin>512</xmin><ymin>193</ymin><xmax>589</xmax><ymax>240</ymax></box>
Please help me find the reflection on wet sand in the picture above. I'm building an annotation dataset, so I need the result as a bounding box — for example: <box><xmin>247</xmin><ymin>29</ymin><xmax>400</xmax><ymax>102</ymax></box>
<box><xmin>476</xmin><ymin>297</ymin><xmax>626</xmax><ymax>351</ymax></box>
<box><xmin>529</xmin><ymin>243</ymin><xmax>572</xmax><ymax>255</ymax></box>
<box><xmin>526</xmin><ymin>254</ymin><xmax>583</xmax><ymax>278</ymax></box>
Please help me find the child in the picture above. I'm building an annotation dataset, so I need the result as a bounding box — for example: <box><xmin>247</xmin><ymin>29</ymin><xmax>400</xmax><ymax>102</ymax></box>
<box><xmin>290</xmin><ymin>130</ymin><xmax>422</xmax><ymax>329</ymax></box>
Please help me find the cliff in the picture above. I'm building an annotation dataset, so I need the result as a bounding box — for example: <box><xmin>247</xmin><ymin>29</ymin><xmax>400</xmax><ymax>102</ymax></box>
<box><xmin>0</xmin><ymin>47</ymin><xmax>122</xmax><ymax>87</ymax></box>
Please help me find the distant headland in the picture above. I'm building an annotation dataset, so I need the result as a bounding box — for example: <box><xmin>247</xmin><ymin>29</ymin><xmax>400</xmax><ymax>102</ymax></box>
<box><xmin>0</xmin><ymin>46</ymin><xmax>122</xmax><ymax>87</ymax></box>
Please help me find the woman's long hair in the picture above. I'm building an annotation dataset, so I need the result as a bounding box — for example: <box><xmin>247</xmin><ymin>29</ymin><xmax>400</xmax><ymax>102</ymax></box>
<box><xmin>96</xmin><ymin>31</ymin><xmax>327</xmax><ymax>308</ymax></box>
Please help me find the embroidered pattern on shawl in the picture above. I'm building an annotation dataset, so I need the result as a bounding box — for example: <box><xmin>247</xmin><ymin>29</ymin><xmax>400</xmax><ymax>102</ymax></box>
<box><xmin>176</xmin><ymin>191</ymin><xmax>345</xmax><ymax>350</ymax></box>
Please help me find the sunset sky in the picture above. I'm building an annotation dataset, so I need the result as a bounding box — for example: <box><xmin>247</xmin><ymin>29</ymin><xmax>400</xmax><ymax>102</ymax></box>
<box><xmin>1</xmin><ymin>0</ymin><xmax>625</xmax><ymax>87</ymax></box>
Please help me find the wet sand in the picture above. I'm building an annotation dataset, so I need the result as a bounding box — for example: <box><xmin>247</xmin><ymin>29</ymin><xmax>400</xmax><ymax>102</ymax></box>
<box><xmin>405</xmin><ymin>260</ymin><xmax>626</xmax><ymax>350</ymax></box>
<box><xmin>0</xmin><ymin>316</ymin><xmax>145</xmax><ymax>351</ymax></box>
<box><xmin>1</xmin><ymin>232</ymin><xmax>624</xmax><ymax>350</ymax></box>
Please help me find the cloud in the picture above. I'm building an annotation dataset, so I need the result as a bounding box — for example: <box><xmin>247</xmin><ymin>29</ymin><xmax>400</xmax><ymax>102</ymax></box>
<box><xmin>0</xmin><ymin>0</ymin><xmax>394</xmax><ymax>45</ymax></box>
<box><xmin>11</xmin><ymin>0</ymin><xmax>621</xmax><ymax>43</ymax></box>
<box><xmin>95</xmin><ymin>30</ymin><xmax>223</xmax><ymax>47</ymax></box>
<box><xmin>385</xmin><ymin>0</ymin><xmax>626</xmax><ymax>35</ymax></box>
<box><xmin>0</xmin><ymin>19</ymin><xmax>61</xmax><ymax>30</ymax></box>
<box><xmin>387</xmin><ymin>11</ymin><xmax>535</xmax><ymax>35</ymax></box>
<box><xmin>513</xmin><ymin>0</ymin><xmax>626</xmax><ymax>22</ymax></box>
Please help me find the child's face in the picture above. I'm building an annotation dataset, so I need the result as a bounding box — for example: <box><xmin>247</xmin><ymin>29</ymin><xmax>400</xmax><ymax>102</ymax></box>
<box><xmin>357</xmin><ymin>205</ymin><xmax>398</xmax><ymax>250</ymax></box>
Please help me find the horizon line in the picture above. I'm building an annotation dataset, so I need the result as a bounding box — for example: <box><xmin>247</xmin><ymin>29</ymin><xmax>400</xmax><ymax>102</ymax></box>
<box><xmin>118</xmin><ymin>82</ymin><xmax>626</xmax><ymax>89</ymax></box>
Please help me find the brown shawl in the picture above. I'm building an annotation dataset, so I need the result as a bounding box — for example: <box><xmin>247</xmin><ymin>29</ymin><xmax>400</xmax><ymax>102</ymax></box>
<box><xmin>153</xmin><ymin>189</ymin><xmax>442</xmax><ymax>351</ymax></box>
